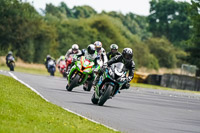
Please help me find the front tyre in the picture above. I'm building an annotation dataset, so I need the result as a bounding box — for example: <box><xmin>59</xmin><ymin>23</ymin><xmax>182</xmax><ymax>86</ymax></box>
<box><xmin>91</xmin><ymin>92</ymin><xmax>98</xmax><ymax>104</ymax></box>
<box><xmin>98</xmin><ymin>85</ymin><xmax>113</xmax><ymax>106</ymax></box>
<box><xmin>67</xmin><ymin>74</ymin><xmax>80</xmax><ymax>91</ymax></box>
<box><xmin>9</xmin><ymin>63</ymin><xmax>14</xmax><ymax>71</ymax></box>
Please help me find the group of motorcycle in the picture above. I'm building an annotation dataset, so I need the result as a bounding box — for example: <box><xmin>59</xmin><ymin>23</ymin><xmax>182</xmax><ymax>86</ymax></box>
<box><xmin>52</xmin><ymin>54</ymin><xmax>128</xmax><ymax>106</ymax></box>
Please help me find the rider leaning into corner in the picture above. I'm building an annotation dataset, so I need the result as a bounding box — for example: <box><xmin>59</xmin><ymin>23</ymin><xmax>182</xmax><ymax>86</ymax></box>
<box><xmin>66</xmin><ymin>44</ymin><xmax>101</xmax><ymax>89</ymax></box>
<box><xmin>77</xmin><ymin>44</ymin><xmax>101</xmax><ymax>77</ymax></box>
<box><xmin>94</xmin><ymin>41</ymin><xmax>108</xmax><ymax>65</ymax></box>
<box><xmin>6</xmin><ymin>51</ymin><xmax>14</xmax><ymax>67</ymax></box>
<box><xmin>106</xmin><ymin>44</ymin><xmax>121</xmax><ymax>60</ymax></box>
<box><xmin>76</xmin><ymin>44</ymin><xmax>100</xmax><ymax>67</ymax></box>
<box><xmin>65</xmin><ymin>44</ymin><xmax>81</xmax><ymax>60</ymax></box>
<box><xmin>94</xmin><ymin>48</ymin><xmax>135</xmax><ymax>90</ymax></box>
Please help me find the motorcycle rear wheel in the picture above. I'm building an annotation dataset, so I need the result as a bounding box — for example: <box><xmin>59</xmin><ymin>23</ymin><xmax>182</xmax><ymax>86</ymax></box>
<box><xmin>83</xmin><ymin>80</ymin><xmax>93</xmax><ymax>91</ymax></box>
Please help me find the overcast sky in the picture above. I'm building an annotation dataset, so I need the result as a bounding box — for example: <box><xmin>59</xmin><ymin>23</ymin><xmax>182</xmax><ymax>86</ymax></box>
<box><xmin>24</xmin><ymin>0</ymin><xmax>191</xmax><ymax>16</ymax></box>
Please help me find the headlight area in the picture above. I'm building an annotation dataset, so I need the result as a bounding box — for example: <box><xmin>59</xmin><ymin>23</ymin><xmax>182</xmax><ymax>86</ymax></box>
<box><xmin>77</xmin><ymin>62</ymin><xmax>82</xmax><ymax>70</ymax></box>
<box><xmin>83</xmin><ymin>68</ymin><xmax>91</xmax><ymax>73</ymax></box>
<box><xmin>109</xmin><ymin>68</ymin><xmax>115</xmax><ymax>79</ymax></box>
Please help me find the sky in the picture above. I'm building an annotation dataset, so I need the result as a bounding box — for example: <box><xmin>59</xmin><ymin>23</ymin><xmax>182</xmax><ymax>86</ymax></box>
<box><xmin>23</xmin><ymin>0</ymin><xmax>191</xmax><ymax>16</ymax></box>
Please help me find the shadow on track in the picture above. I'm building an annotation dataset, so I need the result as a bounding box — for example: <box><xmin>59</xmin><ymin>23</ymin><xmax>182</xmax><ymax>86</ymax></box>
<box><xmin>71</xmin><ymin>101</ymin><xmax>128</xmax><ymax>110</ymax></box>
<box><xmin>68</xmin><ymin>90</ymin><xmax>91</xmax><ymax>94</ymax></box>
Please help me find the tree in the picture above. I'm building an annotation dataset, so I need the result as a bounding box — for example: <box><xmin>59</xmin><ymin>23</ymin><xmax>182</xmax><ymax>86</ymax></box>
<box><xmin>73</xmin><ymin>6</ymin><xmax>97</xmax><ymax>18</ymax></box>
<box><xmin>148</xmin><ymin>0</ymin><xmax>192</xmax><ymax>48</ymax></box>
<box><xmin>146</xmin><ymin>37</ymin><xmax>178</xmax><ymax>68</ymax></box>
<box><xmin>186</xmin><ymin>0</ymin><xmax>200</xmax><ymax>68</ymax></box>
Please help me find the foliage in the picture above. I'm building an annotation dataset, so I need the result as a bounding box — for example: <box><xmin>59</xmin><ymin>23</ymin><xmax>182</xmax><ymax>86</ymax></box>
<box><xmin>0</xmin><ymin>0</ymin><xmax>195</xmax><ymax>69</ymax></box>
<box><xmin>104</xmin><ymin>11</ymin><xmax>152</xmax><ymax>40</ymax></box>
<box><xmin>0</xmin><ymin>0</ymin><xmax>58</xmax><ymax>63</ymax></box>
<box><xmin>186</xmin><ymin>0</ymin><xmax>200</xmax><ymax>68</ymax></box>
<box><xmin>148</xmin><ymin>0</ymin><xmax>192</xmax><ymax>48</ymax></box>
<box><xmin>146</xmin><ymin>37</ymin><xmax>180</xmax><ymax>68</ymax></box>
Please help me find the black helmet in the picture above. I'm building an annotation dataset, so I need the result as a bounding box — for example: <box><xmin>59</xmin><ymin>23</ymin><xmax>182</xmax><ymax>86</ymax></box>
<box><xmin>122</xmin><ymin>48</ymin><xmax>133</xmax><ymax>63</ymax></box>
<box><xmin>87</xmin><ymin>44</ymin><xmax>95</xmax><ymax>54</ymax></box>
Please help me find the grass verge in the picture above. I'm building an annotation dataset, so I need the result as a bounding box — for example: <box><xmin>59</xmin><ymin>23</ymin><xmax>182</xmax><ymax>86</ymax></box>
<box><xmin>0</xmin><ymin>65</ymin><xmax>62</xmax><ymax>77</ymax></box>
<box><xmin>0</xmin><ymin>75</ymin><xmax>118</xmax><ymax>133</ymax></box>
<box><xmin>131</xmin><ymin>83</ymin><xmax>200</xmax><ymax>94</ymax></box>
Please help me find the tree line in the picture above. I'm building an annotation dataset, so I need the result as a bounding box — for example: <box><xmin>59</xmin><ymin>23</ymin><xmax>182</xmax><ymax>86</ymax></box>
<box><xmin>0</xmin><ymin>0</ymin><xmax>199</xmax><ymax>69</ymax></box>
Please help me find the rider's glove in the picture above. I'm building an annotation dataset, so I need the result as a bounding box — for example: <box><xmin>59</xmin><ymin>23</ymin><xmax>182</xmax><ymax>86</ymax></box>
<box><xmin>127</xmin><ymin>76</ymin><xmax>133</xmax><ymax>82</ymax></box>
<box><xmin>125</xmin><ymin>83</ymin><xmax>130</xmax><ymax>89</ymax></box>
<box><xmin>102</xmin><ymin>63</ymin><xmax>107</xmax><ymax>70</ymax></box>
<box><xmin>93</xmin><ymin>68</ymin><xmax>99</xmax><ymax>73</ymax></box>
<box><xmin>73</xmin><ymin>57</ymin><xmax>77</xmax><ymax>62</ymax></box>
<box><xmin>118</xmin><ymin>77</ymin><xmax>126</xmax><ymax>82</ymax></box>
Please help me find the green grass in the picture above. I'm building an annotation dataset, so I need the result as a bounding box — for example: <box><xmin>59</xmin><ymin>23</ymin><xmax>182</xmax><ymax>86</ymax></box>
<box><xmin>0</xmin><ymin>65</ymin><xmax>62</xmax><ymax>77</ymax></box>
<box><xmin>131</xmin><ymin>83</ymin><xmax>200</xmax><ymax>94</ymax></box>
<box><xmin>0</xmin><ymin>75</ymin><xmax>118</xmax><ymax>133</ymax></box>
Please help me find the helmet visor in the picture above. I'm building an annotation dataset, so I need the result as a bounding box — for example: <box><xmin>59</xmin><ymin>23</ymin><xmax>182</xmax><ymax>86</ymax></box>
<box><xmin>96</xmin><ymin>47</ymin><xmax>101</xmax><ymax>52</ymax></box>
<box><xmin>111</xmin><ymin>49</ymin><xmax>117</xmax><ymax>54</ymax></box>
<box><xmin>88</xmin><ymin>49</ymin><xmax>95</xmax><ymax>54</ymax></box>
<box><xmin>72</xmin><ymin>49</ymin><xmax>78</xmax><ymax>54</ymax></box>
<box><xmin>124</xmin><ymin>54</ymin><xmax>132</xmax><ymax>60</ymax></box>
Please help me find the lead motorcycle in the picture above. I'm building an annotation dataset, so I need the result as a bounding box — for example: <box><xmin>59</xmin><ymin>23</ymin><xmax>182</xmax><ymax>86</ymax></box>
<box><xmin>91</xmin><ymin>62</ymin><xmax>127</xmax><ymax>106</ymax></box>
<box><xmin>66</xmin><ymin>56</ymin><xmax>100</xmax><ymax>91</ymax></box>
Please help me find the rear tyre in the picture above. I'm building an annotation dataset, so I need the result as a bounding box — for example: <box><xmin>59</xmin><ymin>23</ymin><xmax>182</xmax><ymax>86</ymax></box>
<box><xmin>98</xmin><ymin>85</ymin><xmax>113</xmax><ymax>106</ymax></box>
<box><xmin>91</xmin><ymin>93</ymin><xmax>98</xmax><ymax>104</ymax></box>
<box><xmin>83</xmin><ymin>80</ymin><xmax>93</xmax><ymax>91</ymax></box>
<box><xmin>67</xmin><ymin>74</ymin><xmax>80</xmax><ymax>91</ymax></box>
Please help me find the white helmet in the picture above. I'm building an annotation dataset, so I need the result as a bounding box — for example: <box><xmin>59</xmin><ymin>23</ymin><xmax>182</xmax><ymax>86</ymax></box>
<box><xmin>72</xmin><ymin>44</ymin><xmax>79</xmax><ymax>50</ymax></box>
<box><xmin>94</xmin><ymin>41</ymin><xmax>102</xmax><ymax>52</ymax></box>
<box><xmin>110</xmin><ymin>44</ymin><xmax>118</xmax><ymax>50</ymax></box>
<box><xmin>72</xmin><ymin>44</ymin><xmax>79</xmax><ymax>54</ymax></box>
<box><xmin>8</xmin><ymin>51</ymin><xmax>13</xmax><ymax>55</ymax></box>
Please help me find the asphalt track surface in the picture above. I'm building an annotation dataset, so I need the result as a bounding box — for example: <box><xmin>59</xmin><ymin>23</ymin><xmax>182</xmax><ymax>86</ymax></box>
<box><xmin>1</xmin><ymin>70</ymin><xmax>200</xmax><ymax>133</ymax></box>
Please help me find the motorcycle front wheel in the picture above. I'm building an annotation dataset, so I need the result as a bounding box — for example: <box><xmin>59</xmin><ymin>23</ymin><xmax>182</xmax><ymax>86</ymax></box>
<box><xmin>67</xmin><ymin>74</ymin><xmax>80</xmax><ymax>91</ymax></box>
<box><xmin>98</xmin><ymin>84</ymin><xmax>113</xmax><ymax>106</ymax></box>
<box><xmin>91</xmin><ymin>92</ymin><xmax>98</xmax><ymax>104</ymax></box>
<box><xmin>9</xmin><ymin>63</ymin><xmax>14</xmax><ymax>71</ymax></box>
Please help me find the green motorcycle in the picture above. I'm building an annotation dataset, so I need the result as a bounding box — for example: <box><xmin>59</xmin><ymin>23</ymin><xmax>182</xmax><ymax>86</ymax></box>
<box><xmin>91</xmin><ymin>62</ymin><xmax>127</xmax><ymax>106</ymax></box>
<box><xmin>66</xmin><ymin>56</ymin><xmax>100</xmax><ymax>91</ymax></box>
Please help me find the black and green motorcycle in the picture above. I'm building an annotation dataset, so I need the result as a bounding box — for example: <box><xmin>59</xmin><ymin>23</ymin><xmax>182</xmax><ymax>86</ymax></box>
<box><xmin>91</xmin><ymin>62</ymin><xmax>127</xmax><ymax>106</ymax></box>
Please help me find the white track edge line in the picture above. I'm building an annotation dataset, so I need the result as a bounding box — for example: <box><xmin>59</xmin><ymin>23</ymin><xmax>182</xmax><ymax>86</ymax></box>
<box><xmin>8</xmin><ymin>72</ymin><xmax>118</xmax><ymax>132</ymax></box>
